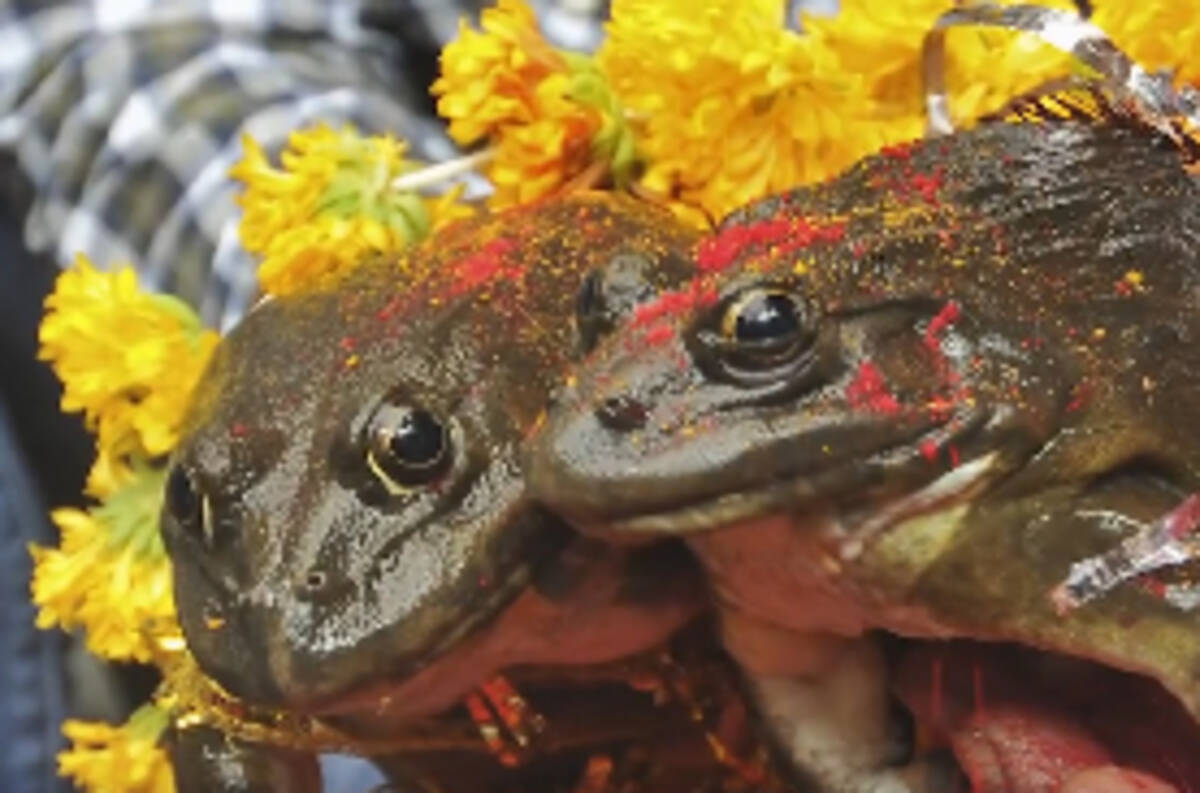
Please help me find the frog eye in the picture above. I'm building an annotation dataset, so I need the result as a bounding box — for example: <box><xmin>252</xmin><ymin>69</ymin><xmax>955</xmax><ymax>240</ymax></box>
<box><xmin>721</xmin><ymin>288</ymin><xmax>807</xmax><ymax>344</ymax></box>
<box><xmin>365</xmin><ymin>403</ymin><xmax>452</xmax><ymax>492</ymax></box>
<box><xmin>694</xmin><ymin>285</ymin><xmax>821</xmax><ymax>386</ymax></box>
<box><xmin>165</xmin><ymin>464</ymin><xmax>218</xmax><ymax>548</ymax></box>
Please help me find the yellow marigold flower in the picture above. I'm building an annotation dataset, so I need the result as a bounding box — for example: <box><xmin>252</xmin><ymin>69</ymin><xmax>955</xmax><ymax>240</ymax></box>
<box><xmin>59</xmin><ymin>705</ymin><xmax>173</xmax><ymax>793</ymax></box>
<box><xmin>38</xmin><ymin>256</ymin><xmax>218</xmax><ymax>499</ymax></box>
<box><xmin>805</xmin><ymin>0</ymin><xmax>1076</xmax><ymax>136</ymax></box>
<box><xmin>433</xmin><ymin>0</ymin><xmax>633</xmax><ymax>207</ymax></box>
<box><xmin>30</xmin><ymin>465</ymin><xmax>175</xmax><ymax>663</ymax></box>
<box><xmin>600</xmin><ymin>0</ymin><xmax>882</xmax><ymax>221</ymax></box>
<box><xmin>1095</xmin><ymin>0</ymin><xmax>1200</xmax><ymax>87</ymax></box>
<box><xmin>485</xmin><ymin>70</ymin><xmax>601</xmax><ymax>205</ymax></box>
<box><xmin>433</xmin><ymin>0</ymin><xmax>557</xmax><ymax>142</ymax></box>
<box><xmin>232</xmin><ymin>125</ymin><xmax>474</xmax><ymax>296</ymax></box>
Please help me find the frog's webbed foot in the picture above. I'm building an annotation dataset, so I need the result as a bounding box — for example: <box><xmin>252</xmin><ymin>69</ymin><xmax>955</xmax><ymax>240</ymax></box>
<box><xmin>1050</xmin><ymin>492</ymin><xmax>1200</xmax><ymax>613</ymax></box>
<box><xmin>723</xmin><ymin>619</ymin><xmax>959</xmax><ymax>793</ymax></box>
<box><xmin>165</xmin><ymin>723</ymin><xmax>321</xmax><ymax>793</ymax></box>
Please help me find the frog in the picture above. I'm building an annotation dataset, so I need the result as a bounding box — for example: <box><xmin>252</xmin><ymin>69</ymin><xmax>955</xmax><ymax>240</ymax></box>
<box><xmin>528</xmin><ymin>80</ymin><xmax>1200</xmax><ymax>793</ymax></box>
<box><xmin>158</xmin><ymin>192</ymin><xmax>716</xmax><ymax>792</ymax></box>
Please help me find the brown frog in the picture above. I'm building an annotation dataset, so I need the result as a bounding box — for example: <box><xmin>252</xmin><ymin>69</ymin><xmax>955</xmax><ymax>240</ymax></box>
<box><xmin>530</xmin><ymin>81</ymin><xmax>1200</xmax><ymax>793</ymax></box>
<box><xmin>159</xmin><ymin>193</ymin><xmax>714</xmax><ymax>792</ymax></box>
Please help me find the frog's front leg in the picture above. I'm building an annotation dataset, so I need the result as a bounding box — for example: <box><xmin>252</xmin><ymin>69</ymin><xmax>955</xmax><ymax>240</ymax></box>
<box><xmin>165</xmin><ymin>724</ymin><xmax>321</xmax><ymax>793</ymax></box>
<box><xmin>721</xmin><ymin>611</ymin><xmax>959</xmax><ymax>793</ymax></box>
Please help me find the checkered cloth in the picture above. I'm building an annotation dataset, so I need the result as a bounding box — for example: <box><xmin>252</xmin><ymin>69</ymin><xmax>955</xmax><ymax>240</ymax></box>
<box><xmin>0</xmin><ymin>0</ymin><xmax>607</xmax><ymax>330</ymax></box>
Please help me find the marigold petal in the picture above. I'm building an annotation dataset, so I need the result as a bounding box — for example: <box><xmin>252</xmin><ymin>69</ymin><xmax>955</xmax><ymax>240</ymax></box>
<box><xmin>39</xmin><ymin>256</ymin><xmax>217</xmax><ymax>492</ymax></box>
<box><xmin>31</xmin><ymin>467</ymin><xmax>175</xmax><ymax>663</ymax></box>
<box><xmin>59</xmin><ymin>706</ymin><xmax>173</xmax><ymax>793</ymax></box>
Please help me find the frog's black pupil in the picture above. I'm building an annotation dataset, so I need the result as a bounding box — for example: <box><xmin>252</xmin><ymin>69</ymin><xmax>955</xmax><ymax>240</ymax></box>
<box><xmin>388</xmin><ymin>409</ymin><xmax>445</xmax><ymax>466</ymax></box>
<box><xmin>735</xmin><ymin>293</ymin><xmax>800</xmax><ymax>342</ymax></box>
<box><xmin>166</xmin><ymin>465</ymin><xmax>197</xmax><ymax>522</ymax></box>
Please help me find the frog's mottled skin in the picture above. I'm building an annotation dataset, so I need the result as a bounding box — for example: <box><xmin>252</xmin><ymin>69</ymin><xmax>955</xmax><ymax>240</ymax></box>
<box><xmin>160</xmin><ymin>194</ymin><xmax>709</xmax><ymax>791</ymax></box>
<box><xmin>531</xmin><ymin>113</ymin><xmax>1200</xmax><ymax>789</ymax></box>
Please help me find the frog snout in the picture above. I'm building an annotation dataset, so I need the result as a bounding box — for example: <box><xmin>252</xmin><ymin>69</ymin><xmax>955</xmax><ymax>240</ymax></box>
<box><xmin>595</xmin><ymin>394</ymin><xmax>649</xmax><ymax>431</ymax></box>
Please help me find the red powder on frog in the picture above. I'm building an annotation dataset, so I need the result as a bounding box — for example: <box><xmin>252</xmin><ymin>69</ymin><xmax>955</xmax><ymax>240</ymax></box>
<box><xmin>920</xmin><ymin>440</ymin><xmax>940</xmax><ymax>462</ymax></box>
<box><xmin>1139</xmin><ymin>577</ymin><xmax>1169</xmax><ymax>599</ymax></box>
<box><xmin>696</xmin><ymin>216</ymin><xmax>846</xmax><ymax>273</ymax></box>
<box><xmin>641</xmin><ymin>323</ymin><xmax>675</xmax><ymax>348</ymax></box>
<box><xmin>846</xmin><ymin>360</ymin><xmax>901</xmax><ymax>415</ymax></box>
<box><xmin>376</xmin><ymin>294</ymin><xmax>409</xmax><ymax>322</ymax></box>
<box><xmin>1065</xmin><ymin>381</ymin><xmax>1092</xmax><ymax>413</ymax></box>
<box><xmin>447</xmin><ymin>236</ymin><xmax>522</xmax><ymax>297</ymax></box>
<box><xmin>924</xmin><ymin>300</ymin><xmax>961</xmax><ymax>352</ymax></box>
<box><xmin>632</xmin><ymin>280</ymin><xmax>719</xmax><ymax>328</ymax></box>
<box><xmin>908</xmin><ymin>168</ymin><xmax>944</xmax><ymax>205</ymax></box>
<box><xmin>1165</xmin><ymin>493</ymin><xmax>1200</xmax><ymax>540</ymax></box>
<box><xmin>880</xmin><ymin>141</ymin><xmax>916</xmax><ymax>160</ymax></box>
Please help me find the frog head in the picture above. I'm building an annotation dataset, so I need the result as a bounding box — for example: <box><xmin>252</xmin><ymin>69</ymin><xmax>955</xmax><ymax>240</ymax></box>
<box><xmin>161</xmin><ymin>194</ymin><xmax>702</xmax><ymax>711</ymax></box>
<box><xmin>531</xmin><ymin>118</ymin><xmax>1129</xmax><ymax>539</ymax></box>
<box><xmin>531</xmin><ymin>112</ymin><xmax>1200</xmax><ymax>714</ymax></box>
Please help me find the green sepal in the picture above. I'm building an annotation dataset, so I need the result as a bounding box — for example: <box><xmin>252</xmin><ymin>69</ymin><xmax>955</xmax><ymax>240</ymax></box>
<box><xmin>564</xmin><ymin>53</ymin><xmax>641</xmax><ymax>187</ymax></box>
<box><xmin>94</xmin><ymin>461</ymin><xmax>168</xmax><ymax>561</ymax></box>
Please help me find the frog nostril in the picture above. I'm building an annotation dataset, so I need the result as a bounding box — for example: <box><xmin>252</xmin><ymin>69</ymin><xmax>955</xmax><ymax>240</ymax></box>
<box><xmin>296</xmin><ymin>569</ymin><xmax>331</xmax><ymax>600</ymax></box>
<box><xmin>595</xmin><ymin>394</ymin><xmax>648</xmax><ymax>432</ymax></box>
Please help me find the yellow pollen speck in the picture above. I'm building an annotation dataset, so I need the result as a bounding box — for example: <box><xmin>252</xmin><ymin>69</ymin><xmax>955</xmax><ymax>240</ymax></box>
<box><xmin>345</xmin><ymin>354</ymin><xmax>360</xmax><ymax>368</ymax></box>
<box><xmin>156</xmin><ymin>635</ymin><xmax>186</xmax><ymax>653</ymax></box>
<box><xmin>793</xmin><ymin>259</ymin><xmax>811</xmax><ymax>275</ymax></box>
<box><xmin>1092</xmin><ymin>327</ymin><xmax>1107</xmax><ymax>340</ymax></box>
<box><xmin>204</xmin><ymin>616</ymin><xmax>226</xmax><ymax>630</ymax></box>
<box><xmin>1123</xmin><ymin>270</ymin><xmax>1145</xmax><ymax>289</ymax></box>
<box><xmin>822</xmin><ymin>444</ymin><xmax>831</xmax><ymax>454</ymax></box>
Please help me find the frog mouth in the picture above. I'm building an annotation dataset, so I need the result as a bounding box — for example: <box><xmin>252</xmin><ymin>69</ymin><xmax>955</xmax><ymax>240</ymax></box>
<box><xmin>297</xmin><ymin>511</ymin><xmax>579</xmax><ymax>715</ymax></box>
<box><xmin>890</xmin><ymin>636</ymin><xmax>1200</xmax><ymax>790</ymax></box>
<box><xmin>298</xmin><ymin>510</ymin><xmax>704</xmax><ymax>720</ymax></box>
<box><xmin>598</xmin><ymin>414</ymin><xmax>1001</xmax><ymax>546</ymax></box>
